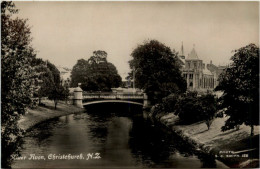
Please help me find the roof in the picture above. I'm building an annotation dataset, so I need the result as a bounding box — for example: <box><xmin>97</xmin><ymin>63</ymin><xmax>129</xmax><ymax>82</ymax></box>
<box><xmin>178</xmin><ymin>55</ymin><xmax>185</xmax><ymax>65</ymax></box>
<box><xmin>61</xmin><ymin>72</ymin><xmax>71</xmax><ymax>80</ymax></box>
<box><xmin>74</xmin><ymin>87</ymin><xmax>83</xmax><ymax>92</ymax></box>
<box><xmin>203</xmin><ymin>68</ymin><xmax>213</xmax><ymax>75</ymax></box>
<box><xmin>187</xmin><ymin>48</ymin><xmax>199</xmax><ymax>60</ymax></box>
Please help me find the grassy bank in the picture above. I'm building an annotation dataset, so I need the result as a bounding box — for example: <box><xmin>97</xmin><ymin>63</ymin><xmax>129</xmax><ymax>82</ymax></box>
<box><xmin>155</xmin><ymin>113</ymin><xmax>259</xmax><ymax>168</ymax></box>
<box><xmin>18</xmin><ymin>99</ymin><xmax>84</xmax><ymax>131</ymax></box>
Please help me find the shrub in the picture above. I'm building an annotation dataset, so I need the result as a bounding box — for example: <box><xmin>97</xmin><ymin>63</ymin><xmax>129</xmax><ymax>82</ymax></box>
<box><xmin>174</xmin><ymin>92</ymin><xmax>217</xmax><ymax>128</ymax></box>
<box><xmin>151</xmin><ymin>103</ymin><xmax>165</xmax><ymax>117</ymax></box>
<box><xmin>162</xmin><ymin>93</ymin><xmax>179</xmax><ymax>113</ymax></box>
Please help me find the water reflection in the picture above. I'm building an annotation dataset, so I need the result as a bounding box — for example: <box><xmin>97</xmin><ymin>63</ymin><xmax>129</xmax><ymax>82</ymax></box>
<box><xmin>11</xmin><ymin>104</ymin><xmax>227</xmax><ymax>168</ymax></box>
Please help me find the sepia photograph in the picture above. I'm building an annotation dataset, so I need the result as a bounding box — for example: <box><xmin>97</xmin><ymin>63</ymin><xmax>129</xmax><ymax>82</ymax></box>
<box><xmin>1</xmin><ymin>1</ymin><xmax>259</xmax><ymax>168</ymax></box>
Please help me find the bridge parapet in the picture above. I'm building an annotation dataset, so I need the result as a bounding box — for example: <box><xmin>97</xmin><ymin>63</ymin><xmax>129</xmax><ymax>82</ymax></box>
<box><xmin>82</xmin><ymin>92</ymin><xmax>144</xmax><ymax>100</ymax></box>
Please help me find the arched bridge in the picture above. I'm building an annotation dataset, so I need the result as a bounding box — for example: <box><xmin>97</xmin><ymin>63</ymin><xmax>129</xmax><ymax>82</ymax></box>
<box><xmin>82</xmin><ymin>100</ymin><xmax>143</xmax><ymax>106</ymax></box>
<box><xmin>82</xmin><ymin>92</ymin><xmax>144</xmax><ymax>106</ymax></box>
<box><xmin>72</xmin><ymin>87</ymin><xmax>150</xmax><ymax>108</ymax></box>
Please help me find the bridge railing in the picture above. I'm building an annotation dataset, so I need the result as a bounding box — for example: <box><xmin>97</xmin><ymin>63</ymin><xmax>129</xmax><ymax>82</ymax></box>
<box><xmin>82</xmin><ymin>92</ymin><xmax>144</xmax><ymax>100</ymax></box>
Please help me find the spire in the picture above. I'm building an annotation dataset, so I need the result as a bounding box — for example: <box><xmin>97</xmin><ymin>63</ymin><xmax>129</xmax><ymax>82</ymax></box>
<box><xmin>181</xmin><ymin>41</ymin><xmax>184</xmax><ymax>56</ymax></box>
<box><xmin>187</xmin><ymin>44</ymin><xmax>199</xmax><ymax>60</ymax></box>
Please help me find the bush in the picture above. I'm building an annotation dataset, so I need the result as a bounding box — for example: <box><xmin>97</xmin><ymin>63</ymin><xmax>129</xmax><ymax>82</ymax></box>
<box><xmin>151</xmin><ymin>103</ymin><xmax>165</xmax><ymax>117</ymax></box>
<box><xmin>174</xmin><ymin>92</ymin><xmax>217</xmax><ymax>127</ymax></box>
<box><xmin>174</xmin><ymin>92</ymin><xmax>201</xmax><ymax>124</ymax></box>
<box><xmin>162</xmin><ymin>93</ymin><xmax>179</xmax><ymax>114</ymax></box>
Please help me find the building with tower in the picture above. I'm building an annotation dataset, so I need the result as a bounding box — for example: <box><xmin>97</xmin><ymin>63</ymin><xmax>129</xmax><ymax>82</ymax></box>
<box><xmin>177</xmin><ymin>43</ymin><xmax>226</xmax><ymax>93</ymax></box>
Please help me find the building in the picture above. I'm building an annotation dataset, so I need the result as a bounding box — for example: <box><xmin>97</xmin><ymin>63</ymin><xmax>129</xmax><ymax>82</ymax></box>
<box><xmin>57</xmin><ymin>66</ymin><xmax>72</xmax><ymax>86</ymax></box>
<box><xmin>178</xmin><ymin>44</ymin><xmax>226</xmax><ymax>93</ymax></box>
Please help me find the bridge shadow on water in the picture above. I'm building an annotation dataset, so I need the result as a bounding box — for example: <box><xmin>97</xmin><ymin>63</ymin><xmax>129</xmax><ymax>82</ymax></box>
<box><xmin>83</xmin><ymin>102</ymin><xmax>143</xmax><ymax>117</ymax></box>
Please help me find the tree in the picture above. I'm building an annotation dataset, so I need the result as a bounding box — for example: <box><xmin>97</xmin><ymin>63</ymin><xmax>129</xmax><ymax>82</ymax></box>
<box><xmin>162</xmin><ymin>93</ymin><xmax>179</xmax><ymax>113</ymax></box>
<box><xmin>43</xmin><ymin>61</ymin><xmax>66</xmax><ymax>109</ymax></box>
<box><xmin>174</xmin><ymin>92</ymin><xmax>202</xmax><ymax>124</ymax></box>
<box><xmin>71</xmin><ymin>51</ymin><xmax>122</xmax><ymax>91</ymax></box>
<box><xmin>1</xmin><ymin>1</ymin><xmax>36</xmax><ymax>167</ymax></box>
<box><xmin>46</xmin><ymin>61</ymin><xmax>61</xmax><ymax>85</ymax></box>
<box><xmin>129</xmin><ymin>40</ymin><xmax>186</xmax><ymax>104</ymax></box>
<box><xmin>31</xmin><ymin>58</ymin><xmax>55</xmax><ymax>104</ymax></box>
<box><xmin>215</xmin><ymin>44</ymin><xmax>259</xmax><ymax>136</ymax></box>
<box><xmin>174</xmin><ymin>92</ymin><xmax>217</xmax><ymax>128</ymax></box>
<box><xmin>48</xmin><ymin>85</ymin><xmax>66</xmax><ymax>109</ymax></box>
<box><xmin>63</xmin><ymin>82</ymin><xmax>70</xmax><ymax>104</ymax></box>
<box><xmin>200</xmin><ymin>94</ymin><xmax>217</xmax><ymax>130</ymax></box>
<box><xmin>88</xmin><ymin>50</ymin><xmax>107</xmax><ymax>64</ymax></box>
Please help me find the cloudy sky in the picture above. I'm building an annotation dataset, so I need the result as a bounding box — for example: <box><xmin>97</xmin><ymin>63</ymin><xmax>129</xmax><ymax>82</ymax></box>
<box><xmin>15</xmin><ymin>1</ymin><xmax>259</xmax><ymax>79</ymax></box>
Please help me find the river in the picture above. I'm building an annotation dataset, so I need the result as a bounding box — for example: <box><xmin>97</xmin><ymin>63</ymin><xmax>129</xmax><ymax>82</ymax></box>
<box><xmin>11</xmin><ymin>104</ymin><xmax>228</xmax><ymax>168</ymax></box>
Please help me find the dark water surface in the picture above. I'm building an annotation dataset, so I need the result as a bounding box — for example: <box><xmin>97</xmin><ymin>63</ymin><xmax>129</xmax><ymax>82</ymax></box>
<box><xmin>11</xmin><ymin>104</ymin><xmax>228</xmax><ymax>168</ymax></box>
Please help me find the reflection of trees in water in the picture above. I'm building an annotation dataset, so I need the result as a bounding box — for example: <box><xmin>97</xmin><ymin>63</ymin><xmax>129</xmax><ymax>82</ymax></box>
<box><xmin>84</xmin><ymin>103</ymin><xmax>142</xmax><ymax>159</ymax></box>
<box><xmin>128</xmin><ymin>117</ymin><xmax>218</xmax><ymax>168</ymax></box>
<box><xmin>26</xmin><ymin>118</ymin><xmax>62</xmax><ymax>144</ymax></box>
<box><xmin>85</xmin><ymin>111</ymin><xmax>110</xmax><ymax>143</ymax></box>
<box><xmin>6</xmin><ymin>118</ymin><xmax>61</xmax><ymax>168</ymax></box>
<box><xmin>84</xmin><ymin>103</ymin><xmax>142</xmax><ymax>143</ymax></box>
<box><xmin>128</xmin><ymin>117</ymin><xmax>177</xmax><ymax>166</ymax></box>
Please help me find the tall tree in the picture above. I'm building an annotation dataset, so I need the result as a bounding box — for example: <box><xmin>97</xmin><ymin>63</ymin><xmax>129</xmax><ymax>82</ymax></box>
<box><xmin>129</xmin><ymin>40</ymin><xmax>186</xmax><ymax>104</ymax></box>
<box><xmin>215</xmin><ymin>43</ymin><xmax>259</xmax><ymax>136</ymax></box>
<box><xmin>71</xmin><ymin>51</ymin><xmax>122</xmax><ymax>91</ymax></box>
<box><xmin>44</xmin><ymin>61</ymin><xmax>67</xmax><ymax>109</ymax></box>
<box><xmin>31</xmin><ymin>58</ymin><xmax>66</xmax><ymax>109</ymax></box>
<box><xmin>1</xmin><ymin>1</ymin><xmax>36</xmax><ymax>167</ymax></box>
<box><xmin>48</xmin><ymin>84</ymin><xmax>66</xmax><ymax>109</ymax></box>
<box><xmin>31</xmin><ymin>58</ymin><xmax>55</xmax><ymax>104</ymax></box>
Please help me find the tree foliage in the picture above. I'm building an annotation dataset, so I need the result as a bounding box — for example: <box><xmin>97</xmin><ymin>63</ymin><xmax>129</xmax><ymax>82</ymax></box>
<box><xmin>31</xmin><ymin>58</ymin><xmax>54</xmax><ymax>104</ymax></box>
<box><xmin>48</xmin><ymin>84</ymin><xmax>67</xmax><ymax>109</ymax></box>
<box><xmin>215</xmin><ymin>43</ymin><xmax>259</xmax><ymax>136</ymax></box>
<box><xmin>1</xmin><ymin>1</ymin><xmax>36</xmax><ymax>167</ymax></box>
<box><xmin>129</xmin><ymin>40</ymin><xmax>186</xmax><ymax>104</ymax></box>
<box><xmin>44</xmin><ymin>60</ymin><xmax>66</xmax><ymax>109</ymax></box>
<box><xmin>71</xmin><ymin>51</ymin><xmax>122</xmax><ymax>91</ymax></box>
<box><xmin>174</xmin><ymin>92</ymin><xmax>217</xmax><ymax>129</ymax></box>
<box><xmin>30</xmin><ymin>58</ymin><xmax>65</xmax><ymax>107</ymax></box>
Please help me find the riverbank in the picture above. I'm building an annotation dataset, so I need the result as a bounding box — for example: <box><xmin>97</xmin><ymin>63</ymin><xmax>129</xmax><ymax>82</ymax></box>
<box><xmin>150</xmin><ymin>112</ymin><xmax>259</xmax><ymax>168</ymax></box>
<box><xmin>18</xmin><ymin>100</ymin><xmax>84</xmax><ymax>131</ymax></box>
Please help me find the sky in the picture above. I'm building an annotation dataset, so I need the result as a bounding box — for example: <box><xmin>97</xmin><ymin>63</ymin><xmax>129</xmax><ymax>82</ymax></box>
<box><xmin>14</xmin><ymin>1</ymin><xmax>259</xmax><ymax>79</ymax></box>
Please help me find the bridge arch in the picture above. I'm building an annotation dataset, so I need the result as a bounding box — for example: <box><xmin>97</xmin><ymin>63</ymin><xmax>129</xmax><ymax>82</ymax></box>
<box><xmin>82</xmin><ymin>100</ymin><xmax>143</xmax><ymax>106</ymax></box>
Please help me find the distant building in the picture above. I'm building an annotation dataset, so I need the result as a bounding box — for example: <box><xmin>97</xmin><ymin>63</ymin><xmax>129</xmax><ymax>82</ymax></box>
<box><xmin>178</xmin><ymin>43</ymin><xmax>227</xmax><ymax>93</ymax></box>
<box><xmin>57</xmin><ymin>66</ymin><xmax>72</xmax><ymax>86</ymax></box>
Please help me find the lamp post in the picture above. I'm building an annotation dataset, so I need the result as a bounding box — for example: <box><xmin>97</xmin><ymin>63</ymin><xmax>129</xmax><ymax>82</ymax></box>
<box><xmin>133</xmin><ymin>67</ymin><xmax>136</xmax><ymax>93</ymax></box>
<box><xmin>133</xmin><ymin>68</ymin><xmax>135</xmax><ymax>89</ymax></box>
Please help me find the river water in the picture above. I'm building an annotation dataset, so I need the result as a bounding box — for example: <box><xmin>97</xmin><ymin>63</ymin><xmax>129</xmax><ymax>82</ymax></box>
<box><xmin>11</xmin><ymin>104</ymin><xmax>228</xmax><ymax>168</ymax></box>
